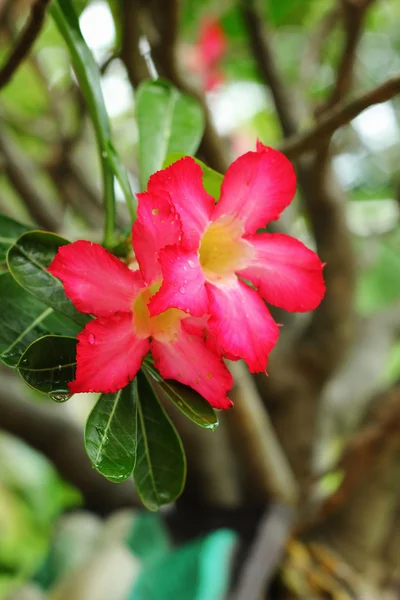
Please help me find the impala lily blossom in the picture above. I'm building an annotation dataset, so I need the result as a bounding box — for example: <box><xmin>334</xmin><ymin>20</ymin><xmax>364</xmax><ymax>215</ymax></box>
<box><xmin>140</xmin><ymin>141</ymin><xmax>326</xmax><ymax>373</ymax></box>
<box><xmin>48</xmin><ymin>206</ymin><xmax>233</xmax><ymax>409</ymax></box>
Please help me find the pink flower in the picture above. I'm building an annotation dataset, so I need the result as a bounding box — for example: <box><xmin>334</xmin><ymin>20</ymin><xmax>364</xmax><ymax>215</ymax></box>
<box><xmin>48</xmin><ymin>211</ymin><xmax>233</xmax><ymax>409</ymax></box>
<box><xmin>138</xmin><ymin>141</ymin><xmax>326</xmax><ymax>373</ymax></box>
<box><xmin>184</xmin><ymin>17</ymin><xmax>227</xmax><ymax>91</ymax></box>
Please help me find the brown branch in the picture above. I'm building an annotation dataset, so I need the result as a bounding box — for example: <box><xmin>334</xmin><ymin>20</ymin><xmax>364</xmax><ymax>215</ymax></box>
<box><xmin>279</xmin><ymin>75</ymin><xmax>400</xmax><ymax>159</ymax></box>
<box><xmin>0</xmin><ymin>130</ymin><xmax>62</xmax><ymax>231</ymax></box>
<box><xmin>322</xmin><ymin>0</ymin><xmax>375</xmax><ymax>113</ymax></box>
<box><xmin>301</xmin><ymin>383</ymin><xmax>400</xmax><ymax>571</ymax></box>
<box><xmin>0</xmin><ymin>377</ymin><xmax>139</xmax><ymax>514</ymax></box>
<box><xmin>120</xmin><ymin>0</ymin><xmax>228</xmax><ymax>173</ymax></box>
<box><xmin>0</xmin><ymin>0</ymin><xmax>51</xmax><ymax>89</ymax></box>
<box><xmin>239</xmin><ymin>0</ymin><xmax>298</xmax><ymax>138</ymax></box>
<box><xmin>322</xmin><ymin>383</ymin><xmax>400</xmax><ymax>517</ymax></box>
<box><xmin>300</xmin><ymin>6</ymin><xmax>341</xmax><ymax>87</ymax></box>
<box><xmin>227</xmin><ymin>361</ymin><xmax>299</xmax><ymax>507</ymax></box>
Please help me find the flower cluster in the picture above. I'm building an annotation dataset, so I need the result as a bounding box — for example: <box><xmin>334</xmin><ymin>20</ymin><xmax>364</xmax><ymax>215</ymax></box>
<box><xmin>49</xmin><ymin>142</ymin><xmax>325</xmax><ymax>409</ymax></box>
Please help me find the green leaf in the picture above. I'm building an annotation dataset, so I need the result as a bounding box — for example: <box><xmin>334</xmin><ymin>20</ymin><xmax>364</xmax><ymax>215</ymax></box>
<box><xmin>85</xmin><ymin>381</ymin><xmax>138</xmax><ymax>482</ymax></box>
<box><xmin>137</xmin><ymin>79</ymin><xmax>204</xmax><ymax>189</ymax></box>
<box><xmin>134</xmin><ymin>372</ymin><xmax>186</xmax><ymax>511</ymax></box>
<box><xmin>50</xmin><ymin>0</ymin><xmax>136</xmax><ymax>242</ymax></box>
<box><xmin>163</xmin><ymin>152</ymin><xmax>223</xmax><ymax>201</ymax></box>
<box><xmin>143</xmin><ymin>363</ymin><xmax>218</xmax><ymax>430</ymax></box>
<box><xmin>17</xmin><ymin>335</ymin><xmax>77</xmax><ymax>401</ymax></box>
<box><xmin>7</xmin><ymin>231</ymin><xmax>89</xmax><ymax>327</ymax></box>
<box><xmin>0</xmin><ymin>273</ymin><xmax>81</xmax><ymax>367</ymax></box>
<box><xmin>0</xmin><ymin>214</ymin><xmax>31</xmax><ymax>263</ymax></box>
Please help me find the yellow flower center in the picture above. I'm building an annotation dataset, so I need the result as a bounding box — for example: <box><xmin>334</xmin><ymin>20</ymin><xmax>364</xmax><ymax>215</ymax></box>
<box><xmin>199</xmin><ymin>216</ymin><xmax>253</xmax><ymax>284</ymax></box>
<box><xmin>132</xmin><ymin>282</ymin><xmax>186</xmax><ymax>343</ymax></box>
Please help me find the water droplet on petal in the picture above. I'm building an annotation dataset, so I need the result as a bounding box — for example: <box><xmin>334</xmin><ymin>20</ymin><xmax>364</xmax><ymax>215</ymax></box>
<box><xmin>179</xmin><ymin>287</ymin><xmax>186</xmax><ymax>294</ymax></box>
<box><xmin>89</xmin><ymin>334</ymin><xmax>95</xmax><ymax>344</ymax></box>
<box><xmin>187</xmin><ymin>260</ymin><xmax>195</xmax><ymax>268</ymax></box>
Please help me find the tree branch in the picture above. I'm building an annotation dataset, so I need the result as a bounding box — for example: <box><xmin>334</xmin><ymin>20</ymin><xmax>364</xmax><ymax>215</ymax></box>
<box><xmin>322</xmin><ymin>0</ymin><xmax>375</xmax><ymax>113</ymax></box>
<box><xmin>0</xmin><ymin>130</ymin><xmax>62</xmax><ymax>231</ymax></box>
<box><xmin>239</xmin><ymin>0</ymin><xmax>298</xmax><ymax>137</ymax></box>
<box><xmin>280</xmin><ymin>75</ymin><xmax>400</xmax><ymax>158</ymax></box>
<box><xmin>0</xmin><ymin>0</ymin><xmax>51</xmax><ymax>89</ymax></box>
<box><xmin>304</xmin><ymin>382</ymin><xmax>400</xmax><ymax>571</ymax></box>
<box><xmin>300</xmin><ymin>6</ymin><xmax>341</xmax><ymax>88</ymax></box>
<box><xmin>226</xmin><ymin>361</ymin><xmax>299</xmax><ymax>507</ymax></box>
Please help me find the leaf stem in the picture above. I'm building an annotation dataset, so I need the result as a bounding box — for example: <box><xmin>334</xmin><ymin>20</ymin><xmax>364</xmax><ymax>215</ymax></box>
<box><xmin>50</xmin><ymin>0</ymin><xmax>117</xmax><ymax>246</ymax></box>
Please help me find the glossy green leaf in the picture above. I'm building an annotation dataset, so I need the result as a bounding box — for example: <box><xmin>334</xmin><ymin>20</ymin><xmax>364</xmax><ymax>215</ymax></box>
<box><xmin>0</xmin><ymin>214</ymin><xmax>31</xmax><ymax>263</ymax></box>
<box><xmin>163</xmin><ymin>152</ymin><xmax>223</xmax><ymax>201</ymax></box>
<box><xmin>7</xmin><ymin>231</ymin><xmax>89</xmax><ymax>327</ymax></box>
<box><xmin>0</xmin><ymin>273</ymin><xmax>80</xmax><ymax>367</ymax></box>
<box><xmin>143</xmin><ymin>363</ymin><xmax>219</xmax><ymax>430</ymax></box>
<box><xmin>17</xmin><ymin>335</ymin><xmax>77</xmax><ymax>401</ymax></box>
<box><xmin>134</xmin><ymin>372</ymin><xmax>186</xmax><ymax>511</ymax></box>
<box><xmin>50</xmin><ymin>0</ymin><xmax>136</xmax><ymax>242</ymax></box>
<box><xmin>85</xmin><ymin>380</ymin><xmax>138</xmax><ymax>482</ymax></box>
<box><xmin>137</xmin><ymin>79</ymin><xmax>204</xmax><ymax>189</ymax></box>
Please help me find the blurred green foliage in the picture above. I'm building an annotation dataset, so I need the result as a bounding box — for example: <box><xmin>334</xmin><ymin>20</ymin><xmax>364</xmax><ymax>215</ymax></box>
<box><xmin>0</xmin><ymin>434</ymin><xmax>81</xmax><ymax>597</ymax></box>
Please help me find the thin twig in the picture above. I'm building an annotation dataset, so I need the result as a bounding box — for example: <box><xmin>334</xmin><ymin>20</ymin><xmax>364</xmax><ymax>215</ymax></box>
<box><xmin>227</xmin><ymin>361</ymin><xmax>299</xmax><ymax>507</ymax></box>
<box><xmin>279</xmin><ymin>75</ymin><xmax>400</xmax><ymax>158</ymax></box>
<box><xmin>322</xmin><ymin>0</ymin><xmax>376</xmax><ymax>113</ymax></box>
<box><xmin>0</xmin><ymin>0</ymin><xmax>51</xmax><ymax>89</ymax></box>
<box><xmin>239</xmin><ymin>0</ymin><xmax>298</xmax><ymax>137</ymax></box>
<box><xmin>300</xmin><ymin>6</ymin><xmax>341</xmax><ymax>86</ymax></box>
<box><xmin>230</xmin><ymin>503</ymin><xmax>295</xmax><ymax>600</ymax></box>
<box><xmin>0</xmin><ymin>129</ymin><xmax>61</xmax><ymax>231</ymax></box>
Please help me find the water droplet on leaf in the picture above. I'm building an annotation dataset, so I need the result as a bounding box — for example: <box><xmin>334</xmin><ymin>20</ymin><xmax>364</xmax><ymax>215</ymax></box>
<box><xmin>49</xmin><ymin>391</ymin><xmax>70</xmax><ymax>403</ymax></box>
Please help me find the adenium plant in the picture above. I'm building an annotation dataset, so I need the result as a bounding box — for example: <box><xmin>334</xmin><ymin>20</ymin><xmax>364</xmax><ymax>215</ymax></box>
<box><xmin>0</xmin><ymin>0</ymin><xmax>325</xmax><ymax>510</ymax></box>
<box><xmin>48</xmin><ymin>142</ymin><xmax>325</xmax><ymax>409</ymax></box>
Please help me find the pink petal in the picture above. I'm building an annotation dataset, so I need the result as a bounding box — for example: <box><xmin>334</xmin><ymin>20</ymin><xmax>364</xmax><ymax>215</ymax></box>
<box><xmin>239</xmin><ymin>233</ymin><xmax>326</xmax><ymax>312</ymax></box>
<box><xmin>147</xmin><ymin>158</ymin><xmax>214</xmax><ymax>247</ymax></box>
<box><xmin>149</xmin><ymin>246</ymin><xmax>209</xmax><ymax>317</ymax></box>
<box><xmin>213</xmin><ymin>142</ymin><xmax>296</xmax><ymax>234</ymax></box>
<box><xmin>204</xmin><ymin>69</ymin><xmax>224</xmax><ymax>91</ymax></box>
<box><xmin>151</xmin><ymin>322</ymin><xmax>233</xmax><ymax>409</ymax></box>
<box><xmin>69</xmin><ymin>313</ymin><xmax>150</xmax><ymax>394</ymax></box>
<box><xmin>132</xmin><ymin>191</ymin><xmax>181</xmax><ymax>284</ymax></box>
<box><xmin>48</xmin><ymin>241</ymin><xmax>144</xmax><ymax>317</ymax></box>
<box><xmin>199</xmin><ymin>17</ymin><xmax>227</xmax><ymax>67</ymax></box>
<box><xmin>183</xmin><ymin>315</ymin><xmax>238</xmax><ymax>360</ymax></box>
<box><xmin>207</xmin><ymin>279</ymin><xmax>280</xmax><ymax>373</ymax></box>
